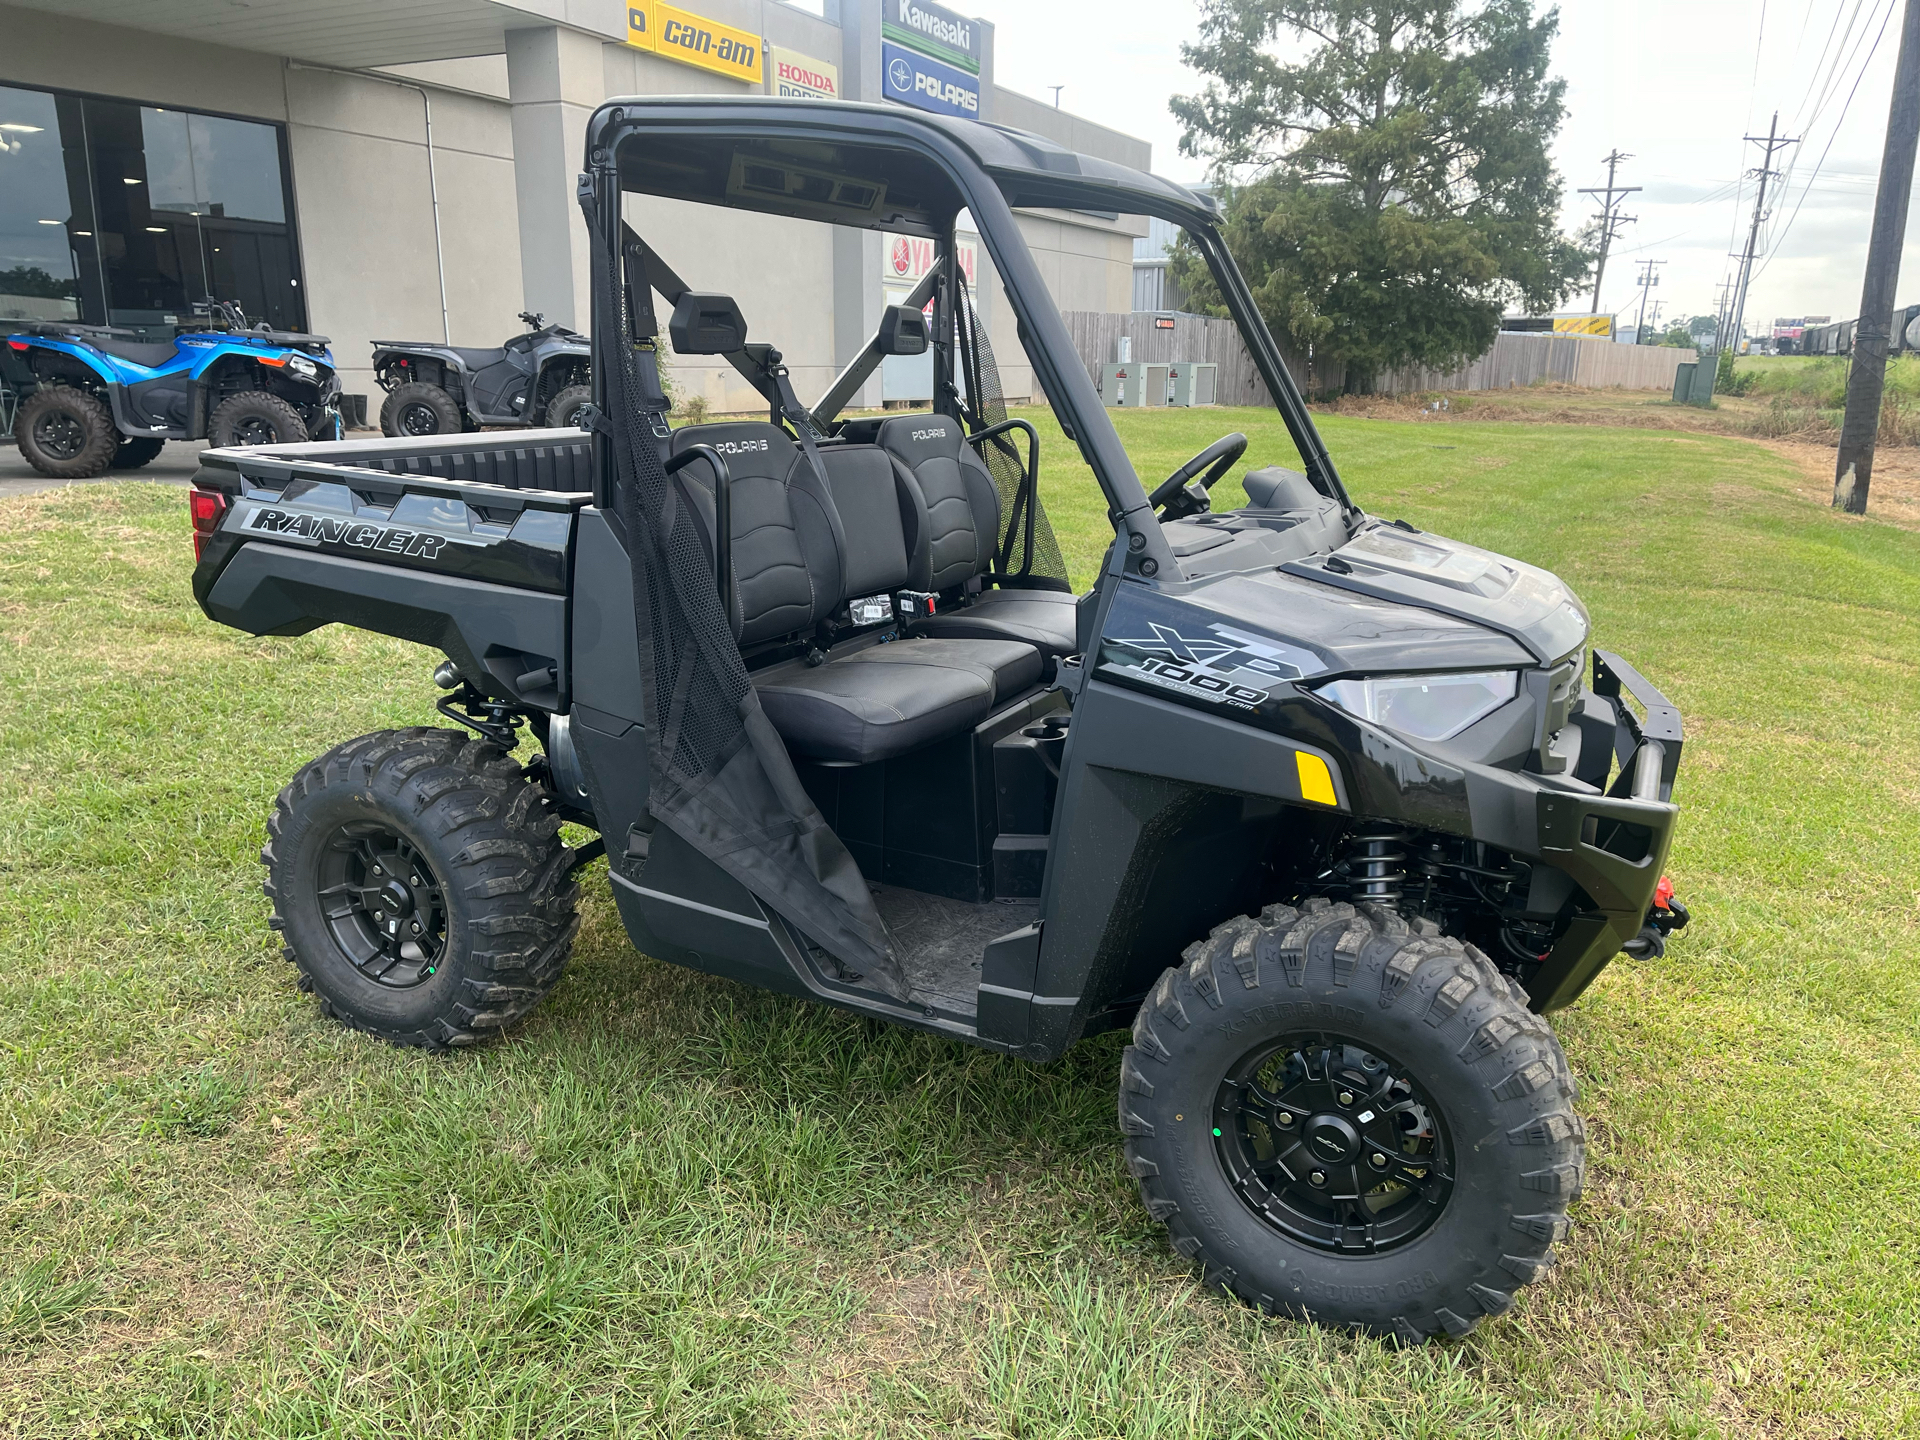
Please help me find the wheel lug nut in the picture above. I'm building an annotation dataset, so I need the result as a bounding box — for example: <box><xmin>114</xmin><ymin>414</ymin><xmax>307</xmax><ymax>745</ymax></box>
<box><xmin>1309</xmin><ymin>1170</ymin><xmax>1327</xmax><ymax>1187</ymax></box>
<box><xmin>1337</xmin><ymin>1090</ymin><xmax>1354</xmax><ymax>1106</ymax></box>
<box><xmin>1276</xmin><ymin>1113</ymin><xmax>1295</xmax><ymax>1129</ymax></box>
<box><xmin>1370</xmin><ymin>1152</ymin><xmax>1389</xmax><ymax>1170</ymax></box>
<box><xmin>410</xmin><ymin>922</ymin><xmax>422</xmax><ymax>934</ymax></box>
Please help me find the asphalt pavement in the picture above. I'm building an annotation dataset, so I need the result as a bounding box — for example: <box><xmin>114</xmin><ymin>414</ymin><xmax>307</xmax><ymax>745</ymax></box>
<box><xmin>0</xmin><ymin>437</ymin><xmax>209</xmax><ymax>499</ymax></box>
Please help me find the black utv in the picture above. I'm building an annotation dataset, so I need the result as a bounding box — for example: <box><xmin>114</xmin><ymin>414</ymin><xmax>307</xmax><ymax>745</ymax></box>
<box><xmin>371</xmin><ymin>312</ymin><xmax>590</xmax><ymax>436</ymax></box>
<box><xmin>189</xmin><ymin>98</ymin><xmax>1688</xmax><ymax>1344</ymax></box>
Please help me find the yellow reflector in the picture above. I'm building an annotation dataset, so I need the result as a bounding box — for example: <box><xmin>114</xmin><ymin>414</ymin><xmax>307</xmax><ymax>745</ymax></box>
<box><xmin>1295</xmin><ymin>751</ymin><xmax>1337</xmax><ymax>806</ymax></box>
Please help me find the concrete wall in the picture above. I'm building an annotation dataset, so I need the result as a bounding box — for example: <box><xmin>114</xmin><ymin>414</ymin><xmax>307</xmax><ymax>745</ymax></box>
<box><xmin>0</xmin><ymin>0</ymin><xmax>1156</xmax><ymax>420</ymax></box>
<box><xmin>0</xmin><ymin>3</ymin><xmax>524</xmax><ymax>409</ymax></box>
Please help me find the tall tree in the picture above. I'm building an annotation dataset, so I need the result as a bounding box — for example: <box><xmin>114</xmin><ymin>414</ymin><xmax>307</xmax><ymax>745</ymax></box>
<box><xmin>1169</xmin><ymin>0</ymin><xmax>1590</xmax><ymax>391</ymax></box>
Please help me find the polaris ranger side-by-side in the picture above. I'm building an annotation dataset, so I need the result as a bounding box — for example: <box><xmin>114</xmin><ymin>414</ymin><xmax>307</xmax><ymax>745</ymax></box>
<box><xmin>188</xmin><ymin>98</ymin><xmax>1688</xmax><ymax>1342</ymax></box>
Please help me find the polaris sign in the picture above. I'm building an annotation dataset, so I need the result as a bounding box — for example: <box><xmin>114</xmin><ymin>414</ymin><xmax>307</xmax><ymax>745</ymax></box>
<box><xmin>882</xmin><ymin>0</ymin><xmax>981</xmax><ymax>74</ymax></box>
<box><xmin>881</xmin><ymin>40</ymin><xmax>979</xmax><ymax>119</ymax></box>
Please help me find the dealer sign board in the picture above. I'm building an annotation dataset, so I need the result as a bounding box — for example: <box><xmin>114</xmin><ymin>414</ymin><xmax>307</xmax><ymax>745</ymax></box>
<box><xmin>625</xmin><ymin>2</ymin><xmax>762</xmax><ymax>85</ymax></box>
<box><xmin>770</xmin><ymin>46</ymin><xmax>838</xmax><ymax>99</ymax></box>
<box><xmin>881</xmin><ymin>40</ymin><xmax>979</xmax><ymax>118</ymax></box>
<box><xmin>882</xmin><ymin>0</ymin><xmax>981</xmax><ymax>74</ymax></box>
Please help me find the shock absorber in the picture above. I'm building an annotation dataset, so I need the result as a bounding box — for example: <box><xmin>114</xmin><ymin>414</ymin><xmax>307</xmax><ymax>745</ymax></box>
<box><xmin>1345</xmin><ymin>826</ymin><xmax>1410</xmax><ymax>906</ymax></box>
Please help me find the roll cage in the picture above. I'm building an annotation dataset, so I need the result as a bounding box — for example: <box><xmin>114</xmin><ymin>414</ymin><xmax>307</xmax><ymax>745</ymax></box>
<box><xmin>577</xmin><ymin>98</ymin><xmax>1354</xmax><ymax>606</ymax></box>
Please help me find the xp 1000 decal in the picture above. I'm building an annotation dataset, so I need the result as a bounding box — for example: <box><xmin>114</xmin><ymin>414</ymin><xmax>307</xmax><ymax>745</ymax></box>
<box><xmin>1098</xmin><ymin>611</ymin><xmax>1328</xmax><ymax>714</ymax></box>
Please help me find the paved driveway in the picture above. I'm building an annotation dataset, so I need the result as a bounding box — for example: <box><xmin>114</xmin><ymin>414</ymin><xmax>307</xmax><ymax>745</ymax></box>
<box><xmin>0</xmin><ymin>437</ymin><xmax>209</xmax><ymax>500</ymax></box>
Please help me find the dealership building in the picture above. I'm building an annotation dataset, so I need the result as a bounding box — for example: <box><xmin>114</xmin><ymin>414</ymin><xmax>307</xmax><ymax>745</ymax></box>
<box><xmin>0</xmin><ymin>0</ymin><xmax>1150</xmax><ymax>418</ymax></box>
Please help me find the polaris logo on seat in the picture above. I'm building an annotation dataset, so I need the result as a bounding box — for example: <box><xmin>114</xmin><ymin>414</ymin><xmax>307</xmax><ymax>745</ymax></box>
<box><xmin>910</xmin><ymin>428</ymin><xmax>946</xmax><ymax>441</ymax></box>
<box><xmin>709</xmin><ymin>438</ymin><xmax>769</xmax><ymax>455</ymax></box>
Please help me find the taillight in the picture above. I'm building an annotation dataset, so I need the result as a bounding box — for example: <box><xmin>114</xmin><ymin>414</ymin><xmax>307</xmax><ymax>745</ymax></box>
<box><xmin>189</xmin><ymin>487</ymin><xmax>227</xmax><ymax>561</ymax></box>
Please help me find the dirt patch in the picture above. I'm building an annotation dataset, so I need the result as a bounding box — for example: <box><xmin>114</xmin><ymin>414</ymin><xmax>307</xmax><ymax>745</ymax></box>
<box><xmin>1754</xmin><ymin>439</ymin><xmax>1920</xmax><ymax>531</ymax></box>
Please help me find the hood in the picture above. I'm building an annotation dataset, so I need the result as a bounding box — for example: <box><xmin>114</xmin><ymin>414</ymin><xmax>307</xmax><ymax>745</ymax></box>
<box><xmin>1280</xmin><ymin>522</ymin><xmax>1589</xmax><ymax>666</ymax></box>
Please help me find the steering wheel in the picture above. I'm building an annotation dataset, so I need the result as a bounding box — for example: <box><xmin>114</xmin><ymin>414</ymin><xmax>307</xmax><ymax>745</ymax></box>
<box><xmin>1147</xmin><ymin>432</ymin><xmax>1248</xmax><ymax>520</ymax></box>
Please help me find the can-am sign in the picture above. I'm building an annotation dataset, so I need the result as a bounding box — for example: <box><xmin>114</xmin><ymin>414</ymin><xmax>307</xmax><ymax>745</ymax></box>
<box><xmin>625</xmin><ymin>2</ymin><xmax>762</xmax><ymax>84</ymax></box>
<box><xmin>771</xmin><ymin>46</ymin><xmax>838</xmax><ymax>99</ymax></box>
<box><xmin>882</xmin><ymin>0</ymin><xmax>981</xmax><ymax>74</ymax></box>
<box><xmin>881</xmin><ymin>40</ymin><xmax>979</xmax><ymax>118</ymax></box>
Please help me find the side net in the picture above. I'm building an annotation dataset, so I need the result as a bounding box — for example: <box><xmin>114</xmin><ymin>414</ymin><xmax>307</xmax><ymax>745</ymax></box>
<box><xmin>954</xmin><ymin>274</ymin><xmax>1072</xmax><ymax>594</ymax></box>
<box><xmin>590</xmin><ymin>217</ymin><xmax>905</xmax><ymax>999</ymax></box>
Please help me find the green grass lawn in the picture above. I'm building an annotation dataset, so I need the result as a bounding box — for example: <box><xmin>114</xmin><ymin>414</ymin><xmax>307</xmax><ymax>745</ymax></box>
<box><xmin>2</xmin><ymin>406</ymin><xmax>1917</xmax><ymax>1437</ymax></box>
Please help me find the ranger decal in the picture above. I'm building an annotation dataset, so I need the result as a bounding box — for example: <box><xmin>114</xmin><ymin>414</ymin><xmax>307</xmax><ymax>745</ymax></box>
<box><xmin>247</xmin><ymin>508</ymin><xmax>448</xmax><ymax>559</ymax></box>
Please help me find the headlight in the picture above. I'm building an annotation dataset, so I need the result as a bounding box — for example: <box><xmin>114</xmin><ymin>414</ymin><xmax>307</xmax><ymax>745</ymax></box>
<box><xmin>286</xmin><ymin>355</ymin><xmax>318</xmax><ymax>378</ymax></box>
<box><xmin>1314</xmin><ymin>670</ymin><xmax>1518</xmax><ymax>742</ymax></box>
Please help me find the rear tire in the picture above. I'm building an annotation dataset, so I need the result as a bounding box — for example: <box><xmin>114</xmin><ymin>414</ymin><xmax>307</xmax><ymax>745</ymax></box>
<box><xmin>544</xmin><ymin>383</ymin><xmax>592</xmax><ymax>429</ymax></box>
<box><xmin>110</xmin><ymin>436</ymin><xmax>166</xmax><ymax>470</ymax></box>
<box><xmin>262</xmin><ymin>728</ymin><xmax>580</xmax><ymax>1049</ymax></box>
<box><xmin>1121</xmin><ymin>899</ymin><xmax>1582</xmax><ymax>1343</ymax></box>
<box><xmin>14</xmin><ymin>386</ymin><xmax>119</xmax><ymax>479</ymax></box>
<box><xmin>380</xmin><ymin>382</ymin><xmax>463</xmax><ymax>437</ymax></box>
<box><xmin>209</xmin><ymin>391</ymin><xmax>306</xmax><ymax>448</ymax></box>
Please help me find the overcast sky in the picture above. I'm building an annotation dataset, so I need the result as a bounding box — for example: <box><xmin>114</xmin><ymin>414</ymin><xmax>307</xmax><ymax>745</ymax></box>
<box><xmin>961</xmin><ymin>0</ymin><xmax>1919</xmax><ymax>333</ymax></box>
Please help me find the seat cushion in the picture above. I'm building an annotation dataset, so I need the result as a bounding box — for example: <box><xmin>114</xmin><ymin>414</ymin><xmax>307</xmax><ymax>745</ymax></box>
<box><xmin>755</xmin><ymin>638</ymin><xmax>1043</xmax><ymax>765</ymax></box>
<box><xmin>911</xmin><ymin>587</ymin><xmax>1079</xmax><ymax>658</ymax></box>
<box><xmin>89</xmin><ymin>338</ymin><xmax>181</xmax><ymax>369</ymax></box>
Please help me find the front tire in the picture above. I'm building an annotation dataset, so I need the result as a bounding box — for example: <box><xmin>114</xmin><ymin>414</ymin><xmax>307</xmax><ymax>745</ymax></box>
<box><xmin>111</xmin><ymin>436</ymin><xmax>166</xmax><ymax>470</ymax></box>
<box><xmin>380</xmin><ymin>382</ymin><xmax>463</xmax><ymax>437</ymax></box>
<box><xmin>262</xmin><ymin>728</ymin><xmax>580</xmax><ymax>1049</ymax></box>
<box><xmin>544</xmin><ymin>383</ymin><xmax>592</xmax><ymax>429</ymax></box>
<box><xmin>209</xmin><ymin>390</ymin><xmax>306</xmax><ymax>448</ymax></box>
<box><xmin>1121</xmin><ymin>899</ymin><xmax>1582</xmax><ymax>1342</ymax></box>
<box><xmin>15</xmin><ymin>386</ymin><xmax>119</xmax><ymax>479</ymax></box>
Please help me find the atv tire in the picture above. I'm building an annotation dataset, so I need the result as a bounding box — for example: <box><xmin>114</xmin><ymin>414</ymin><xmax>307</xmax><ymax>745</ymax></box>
<box><xmin>111</xmin><ymin>436</ymin><xmax>166</xmax><ymax>470</ymax></box>
<box><xmin>544</xmin><ymin>383</ymin><xmax>592</xmax><ymax>430</ymax></box>
<box><xmin>1121</xmin><ymin>899</ymin><xmax>1582</xmax><ymax>1343</ymax></box>
<box><xmin>209</xmin><ymin>390</ymin><xmax>307</xmax><ymax>448</ymax></box>
<box><xmin>381</xmin><ymin>382</ymin><xmax>463</xmax><ymax>437</ymax></box>
<box><xmin>263</xmin><ymin>727</ymin><xmax>580</xmax><ymax>1049</ymax></box>
<box><xmin>15</xmin><ymin>386</ymin><xmax>119</xmax><ymax>479</ymax></box>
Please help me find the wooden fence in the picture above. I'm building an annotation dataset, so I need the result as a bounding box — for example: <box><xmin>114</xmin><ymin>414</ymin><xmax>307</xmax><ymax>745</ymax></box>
<box><xmin>1057</xmin><ymin>312</ymin><xmax>1696</xmax><ymax>402</ymax></box>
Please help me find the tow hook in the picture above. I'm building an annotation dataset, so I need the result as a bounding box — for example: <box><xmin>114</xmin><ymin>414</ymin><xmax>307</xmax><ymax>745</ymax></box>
<box><xmin>1622</xmin><ymin>875</ymin><xmax>1690</xmax><ymax>959</ymax></box>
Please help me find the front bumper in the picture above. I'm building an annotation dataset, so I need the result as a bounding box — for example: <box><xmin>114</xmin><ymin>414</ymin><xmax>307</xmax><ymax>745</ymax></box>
<box><xmin>1294</xmin><ymin>648</ymin><xmax>1685</xmax><ymax>1014</ymax></box>
<box><xmin>1467</xmin><ymin>649</ymin><xmax>1684</xmax><ymax>1010</ymax></box>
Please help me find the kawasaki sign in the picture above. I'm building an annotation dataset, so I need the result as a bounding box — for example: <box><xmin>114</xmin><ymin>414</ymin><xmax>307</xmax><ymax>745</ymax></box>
<box><xmin>882</xmin><ymin>0</ymin><xmax>981</xmax><ymax>75</ymax></box>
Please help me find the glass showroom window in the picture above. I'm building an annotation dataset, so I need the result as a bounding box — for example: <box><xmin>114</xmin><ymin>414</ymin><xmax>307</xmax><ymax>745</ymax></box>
<box><xmin>0</xmin><ymin>82</ymin><xmax>303</xmax><ymax>339</ymax></box>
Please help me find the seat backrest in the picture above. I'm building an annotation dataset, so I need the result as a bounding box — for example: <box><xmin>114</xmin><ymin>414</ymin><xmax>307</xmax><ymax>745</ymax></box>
<box><xmin>817</xmin><ymin>445</ymin><xmax>912</xmax><ymax>606</ymax></box>
<box><xmin>668</xmin><ymin>422</ymin><xmax>844</xmax><ymax>644</ymax></box>
<box><xmin>876</xmin><ymin>414</ymin><xmax>1001</xmax><ymax>593</ymax></box>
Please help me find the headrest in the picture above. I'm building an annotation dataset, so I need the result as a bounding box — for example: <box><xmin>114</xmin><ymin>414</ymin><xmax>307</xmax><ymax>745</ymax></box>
<box><xmin>669</xmin><ymin>292</ymin><xmax>747</xmax><ymax>355</ymax></box>
<box><xmin>876</xmin><ymin>412</ymin><xmax>962</xmax><ymax>463</ymax></box>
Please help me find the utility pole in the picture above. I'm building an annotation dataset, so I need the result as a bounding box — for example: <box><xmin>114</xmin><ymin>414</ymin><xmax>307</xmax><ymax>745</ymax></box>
<box><xmin>1720</xmin><ymin>113</ymin><xmax>1798</xmax><ymax>357</ymax></box>
<box><xmin>1578</xmin><ymin>150</ymin><xmax>1640</xmax><ymax>314</ymax></box>
<box><xmin>1633</xmin><ymin>259</ymin><xmax>1665</xmax><ymax>344</ymax></box>
<box><xmin>1836</xmin><ymin>0</ymin><xmax>1920</xmax><ymax>514</ymax></box>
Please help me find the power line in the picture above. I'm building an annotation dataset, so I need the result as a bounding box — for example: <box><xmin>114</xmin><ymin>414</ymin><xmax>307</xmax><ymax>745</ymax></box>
<box><xmin>1752</xmin><ymin>0</ymin><xmax>1901</xmax><ymax>286</ymax></box>
<box><xmin>1720</xmin><ymin>112</ymin><xmax>1799</xmax><ymax>354</ymax></box>
<box><xmin>1578</xmin><ymin>150</ymin><xmax>1640</xmax><ymax>314</ymax></box>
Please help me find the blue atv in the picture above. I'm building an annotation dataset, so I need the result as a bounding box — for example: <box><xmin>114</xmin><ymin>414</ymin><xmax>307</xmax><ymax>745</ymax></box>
<box><xmin>7</xmin><ymin>298</ymin><xmax>341</xmax><ymax>479</ymax></box>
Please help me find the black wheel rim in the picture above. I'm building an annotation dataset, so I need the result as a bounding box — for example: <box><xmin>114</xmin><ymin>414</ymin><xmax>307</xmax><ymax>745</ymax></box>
<box><xmin>232</xmin><ymin>415</ymin><xmax>280</xmax><ymax>446</ymax></box>
<box><xmin>398</xmin><ymin>401</ymin><xmax>441</xmax><ymax>436</ymax></box>
<box><xmin>316</xmin><ymin>823</ymin><xmax>448</xmax><ymax>989</ymax></box>
<box><xmin>1212</xmin><ymin>1033</ymin><xmax>1454</xmax><ymax>1253</ymax></box>
<box><xmin>34</xmin><ymin>411</ymin><xmax>88</xmax><ymax>460</ymax></box>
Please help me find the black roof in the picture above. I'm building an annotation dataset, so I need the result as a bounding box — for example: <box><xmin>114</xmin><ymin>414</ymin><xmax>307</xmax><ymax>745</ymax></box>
<box><xmin>593</xmin><ymin>96</ymin><xmax>1219</xmax><ymax>236</ymax></box>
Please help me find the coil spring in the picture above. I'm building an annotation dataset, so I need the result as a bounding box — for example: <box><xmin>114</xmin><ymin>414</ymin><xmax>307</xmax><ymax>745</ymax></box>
<box><xmin>1346</xmin><ymin>826</ymin><xmax>1410</xmax><ymax>906</ymax></box>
